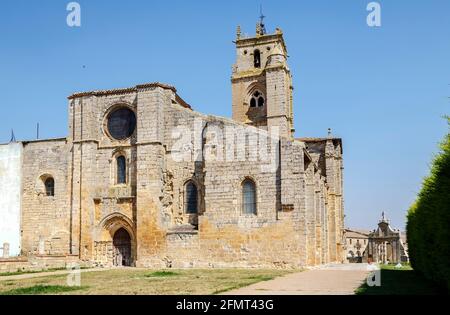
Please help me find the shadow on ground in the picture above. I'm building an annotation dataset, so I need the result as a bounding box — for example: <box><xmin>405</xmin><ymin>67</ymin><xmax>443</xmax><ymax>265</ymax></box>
<box><xmin>356</xmin><ymin>266</ymin><xmax>445</xmax><ymax>295</ymax></box>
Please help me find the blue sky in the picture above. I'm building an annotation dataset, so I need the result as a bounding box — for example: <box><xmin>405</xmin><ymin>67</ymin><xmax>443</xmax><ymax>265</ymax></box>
<box><xmin>0</xmin><ymin>0</ymin><xmax>449</xmax><ymax>230</ymax></box>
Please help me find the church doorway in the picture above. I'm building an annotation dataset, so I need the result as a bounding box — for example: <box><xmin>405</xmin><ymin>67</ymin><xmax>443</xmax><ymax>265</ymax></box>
<box><xmin>113</xmin><ymin>228</ymin><xmax>132</xmax><ymax>267</ymax></box>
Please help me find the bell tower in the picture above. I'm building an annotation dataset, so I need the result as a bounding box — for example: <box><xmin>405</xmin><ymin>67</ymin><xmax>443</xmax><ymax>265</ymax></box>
<box><xmin>231</xmin><ymin>20</ymin><xmax>294</xmax><ymax>138</ymax></box>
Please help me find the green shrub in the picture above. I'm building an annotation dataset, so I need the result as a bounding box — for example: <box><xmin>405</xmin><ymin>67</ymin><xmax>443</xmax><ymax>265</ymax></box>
<box><xmin>407</xmin><ymin>117</ymin><xmax>450</xmax><ymax>291</ymax></box>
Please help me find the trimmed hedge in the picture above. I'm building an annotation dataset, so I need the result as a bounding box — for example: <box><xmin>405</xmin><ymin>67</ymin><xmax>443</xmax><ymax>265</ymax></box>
<box><xmin>407</xmin><ymin>118</ymin><xmax>450</xmax><ymax>292</ymax></box>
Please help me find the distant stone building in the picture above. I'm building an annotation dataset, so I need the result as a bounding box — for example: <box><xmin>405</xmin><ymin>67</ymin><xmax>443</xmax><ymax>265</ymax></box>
<box><xmin>0</xmin><ymin>21</ymin><xmax>345</xmax><ymax>269</ymax></box>
<box><xmin>345</xmin><ymin>213</ymin><xmax>408</xmax><ymax>264</ymax></box>
<box><xmin>344</xmin><ymin>229</ymin><xmax>369</xmax><ymax>263</ymax></box>
<box><xmin>365</xmin><ymin>213</ymin><xmax>408</xmax><ymax>264</ymax></box>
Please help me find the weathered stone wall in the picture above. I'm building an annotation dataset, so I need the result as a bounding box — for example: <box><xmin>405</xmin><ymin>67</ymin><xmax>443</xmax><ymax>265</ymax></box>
<box><xmin>21</xmin><ymin>139</ymin><xmax>70</xmax><ymax>256</ymax></box>
<box><xmin>132</xmin><ymin>100</ymin><xmax>328</xmax><ymax>268</ymax></box>
<box><xmin>265</xmin><ymin>67</ymin><xmax>292</xmax><ymax>138</ymax></box>
<box><xmin>303</xmin><ymin>139</ymin><xmax>345</xmax><ymax>263</ymax></box>
<box><xmin>0</xmin><ymin>255</ymin><xmax>83</xmax><ymax>274</ymax></box>
<box><xmin>17</xmin><ymin>84</ymin><xmax>344</xmax><ymax>269</ymax></box>
<box><xmin>68</xmin><ymin>91</ymin><xmax>139</xmax><ymax>261</ymax></box>
<box><xmin>0</xmin><ymin>143</ymin><xmax>22</xmax><ymax>256</ymax></box>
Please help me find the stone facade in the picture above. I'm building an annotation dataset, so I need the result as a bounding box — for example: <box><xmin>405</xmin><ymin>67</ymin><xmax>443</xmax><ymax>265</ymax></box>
<box><xmin>344</xmin><ymin>213</ymin><xmax>409</xmax><ymax>264</ymax></box>
<box><xmin>0</xmin><ymin>24</ymin><xmax>345</xmax><ymax>269</ymax></box>
<box><xmin>365</xmin><ymin>213</ymin><xmax>409</xmax><ymax>264</ymax></box>
<box><xmin>344</xmin><ymin>229</ymin><xmax>369</xmax><ymax>263</ymax></box>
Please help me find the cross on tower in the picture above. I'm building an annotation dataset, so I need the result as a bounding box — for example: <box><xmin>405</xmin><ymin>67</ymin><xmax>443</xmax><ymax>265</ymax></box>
<box><xmin>257</xmin><ymin>5</ymin><xmax>267</xmax><ymax>35</ymax></box>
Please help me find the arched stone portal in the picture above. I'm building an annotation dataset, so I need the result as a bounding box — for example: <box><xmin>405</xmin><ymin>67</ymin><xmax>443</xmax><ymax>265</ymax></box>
<box><xmin>94</xmin><ymin>213</ymin><xmax>136</xmax><ymax>267</ymax></box>
<box><xmin>113</xmin><ymin>228</ymin><xmax>132</xmax><ymax>267</ymax></box>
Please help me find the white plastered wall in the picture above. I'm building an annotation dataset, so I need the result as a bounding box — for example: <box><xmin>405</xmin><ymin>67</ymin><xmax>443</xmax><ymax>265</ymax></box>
<box><xmin>0</xmin><ymin>142</ymin><xmax>22</xmax><ymax>257</ymax></box>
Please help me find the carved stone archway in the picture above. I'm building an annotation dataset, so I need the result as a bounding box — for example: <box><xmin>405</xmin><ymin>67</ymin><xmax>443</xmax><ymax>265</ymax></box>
<box><xmin>95</xmin><ymin>213</ymin><xmax>136</xmax><ymax>267</ymax></box>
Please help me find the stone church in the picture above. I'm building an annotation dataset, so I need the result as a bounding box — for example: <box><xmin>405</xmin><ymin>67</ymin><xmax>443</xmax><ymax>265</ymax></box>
<box><xmin>0</xmin><ymin>22</ymin><xmax>345</xmax><ymax>269</ymax></box>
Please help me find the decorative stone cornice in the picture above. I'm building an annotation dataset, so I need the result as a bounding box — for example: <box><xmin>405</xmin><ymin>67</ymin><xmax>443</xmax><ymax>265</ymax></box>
<box><xmin>231</xmin><ymin>69</ymin><xmax>265</xmax><ymax>81</ymax></box>
<box><xmin>231</xmin><ymin>65</ymin><xmax>290</xmax><ymax>83</ymax></box>
<box><xmin>68</xmin><ymin>82</ymin><xmax>177</xmax><ymax>100</ymax></box>
<box><xmin>67</xmin><ymin>82</ymin><xmax>191</xmax><ymax>109</ymax></box>
<box><xmin>22</xmin><ymin>137</ymin><xmax>67</xmax><ymax>145</ymax></box>
<box><xmin>235</xmin><ymin>33</ymin><xmax>287</xmax><ymax>54</ymax></box>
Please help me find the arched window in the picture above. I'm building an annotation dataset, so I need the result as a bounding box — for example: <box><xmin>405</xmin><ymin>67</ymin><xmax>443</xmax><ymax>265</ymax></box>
<box><xmin>117</xmin><ymin>156</ymin><xmax>126</xmax><ymax>184</ymax></box>
<box><xmin>258</xmin><ymin>96</ymin><xmax>265</xmax><ymax>107</ymax></box>
<box><xmin>185</xmin><ymin>181</ymin><xmax>198</xmax><ymax>214</ymax></box>
<box><xmin>242</xmin><ymin>179</ymin><xmax>257</xmax><ymax>215</ymax></box>
<box><xmin>45</xmin><ymin>177</ymin><xmax>55</xmax><ymax>197</ymax></box>
<box><xmin>254</xmin><ymin>49</ymin><xmax>261</xmax><ymax>68</ymax></box>
<box><xmin>250</xmin><ymin>91</ymin><xmax>265</xmax><ymax>108</ymax></box>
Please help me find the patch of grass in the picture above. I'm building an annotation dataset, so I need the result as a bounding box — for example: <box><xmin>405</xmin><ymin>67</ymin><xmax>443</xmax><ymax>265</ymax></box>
<box><xmin>0</xmin><ymin>270</ymin><xmax>40</xmax><ymax>277</ymax></box>
<box><xmin>246</xmin><ymin>275</ymin><xmax>275</xmax><ymax>282</ymax></box>
<box><xmin>0</xmin><ymin>285</ymin><xmax>88</xmax><ymax>295</ymax></box>
<box><xmin>212</xmin><ymin>286</ymin><xmax>241</xmax><ymax>295</ymax></box>
<box><xmin>356</xmin><ymin>265</ymin><xmax>444</xmax><ymax>295</ymax></box>
<box><xmin>0</xmin><ymin>267</ymin><xmax>91</xmax><ymax>277</ymax></box>
<box><xmin>144</xmin><ymin>271</ymin><xmax>180</xmax><ymax>278</ymax></box>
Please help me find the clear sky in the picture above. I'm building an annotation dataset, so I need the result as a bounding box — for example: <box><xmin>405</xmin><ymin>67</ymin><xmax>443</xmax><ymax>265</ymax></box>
<box><xmin>0</xmin><ymin>0</ymin><xmax>449</xmax><ymax>230</ymax></box>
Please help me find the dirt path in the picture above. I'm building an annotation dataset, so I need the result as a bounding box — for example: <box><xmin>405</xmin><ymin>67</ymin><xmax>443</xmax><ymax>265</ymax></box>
<box><xmin>223</xmin><ymin>264</ymin><xmax>370</xmax><ymax>295</ymax></box>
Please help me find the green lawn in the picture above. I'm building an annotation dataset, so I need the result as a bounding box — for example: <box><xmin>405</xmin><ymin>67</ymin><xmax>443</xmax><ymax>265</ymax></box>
<box><xmin>356</xmin><ymin>264</ymin><xmax>444</xmax><ymax>295</ymax></box>
<box><xmin>0</xmin><ymin>268</ymin><xmax>293</xmax><ymax>295</ymax></box>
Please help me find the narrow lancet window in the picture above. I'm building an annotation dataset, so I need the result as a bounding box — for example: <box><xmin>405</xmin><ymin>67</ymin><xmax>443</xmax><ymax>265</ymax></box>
<box><xmin>117</xmin><ymin>156</ymin><xmax>126</xmax><ymax>184</ymax></box>
<box><xmin>45</xmin><ymin>177</ymin><xmax>55</xmax><ymax>197</ymax></box>
<box><xmin>254</xmin><ymin>49</ymin><xmax>261</xmax><ymax>68</ymax></box>
<box><xmin>185</xmin><ymin>181</ymin><xmax>198</xmax><ymax>214</ymax></box>
<box><xmin>242</xmin><ymin>179</ymin><xmax>257</xmax><ymax>215</ymax></box>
